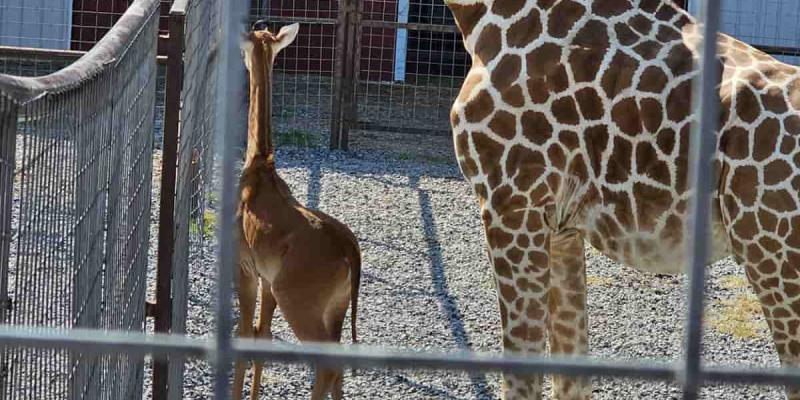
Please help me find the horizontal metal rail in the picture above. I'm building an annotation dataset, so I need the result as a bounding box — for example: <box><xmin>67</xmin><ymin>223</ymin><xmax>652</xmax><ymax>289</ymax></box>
<box><xmin>360</xmin><ymin>19</ymin><xmax>460</xmax><ymax>33</ymax></box>
<box><xmin>0</xmin><ymin>45</ymin><xmax>169</xmax><ymax>65</ymax></box>
<box><xmin>0</xmin><ymin>325</ymin><xmax>799</xmax><ymax>390</ymax></box>
<box><xmin>753</xmin><ymin>43</ymin><xmax>800</xmax><ymax>57</ymax></box>
<box><xmin>250</xmin><ymin>16</ymin><xmax>338</xmax><ymax>26</ymax></box>
<box><xmin>356</xmin><ymin>122</ymin><xmax>450</xmax><ymax>136</ymax></box>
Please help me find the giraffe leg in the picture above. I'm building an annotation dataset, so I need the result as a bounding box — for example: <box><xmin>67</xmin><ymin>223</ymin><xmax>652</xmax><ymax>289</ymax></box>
<box><xmin>278</xmin><ymin>299</ymin><xmax>342</xmax><ymax>400</ymax></box>
<box><xmin>233</xmin><ymin>266</ymin><xmax>259</xmax><ymax>400</ymax></box>
<box><xmin>249</xmin><ymin>278</ymin><xmax>277</xmax><ymax>400</ymax></box>
<box><xmin>272</xmin><ymin>263</ymin><xmax>346</xmax><ymax>400</ymax></box>
<box><xmin>548</xmin><ymin>228</ymin><xmax>590</xmax><ymax>400</ymax></box>
<box><xmin>740</xmin><ymin>251</ymin><xmax>800</xmax><ymax>400</ymax></box>
<box><xmin>484</xmin><ymin>206</ymin><xmax>550</xmax><ymax>400</ymax></box>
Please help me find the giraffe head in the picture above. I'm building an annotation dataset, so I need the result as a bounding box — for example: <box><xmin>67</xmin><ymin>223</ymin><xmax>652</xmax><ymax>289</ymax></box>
<box><xmin>240</xmin><ymin>22</ymin><xmax>299</xmax><ymax>71</ymax></box>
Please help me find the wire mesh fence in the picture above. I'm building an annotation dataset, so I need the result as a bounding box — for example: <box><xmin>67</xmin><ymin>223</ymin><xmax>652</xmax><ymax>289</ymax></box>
<box><xmin>357</xmin><ymin>0</ymin><xmax>466</xmax><ymax>137</ymax></box>
<box><xmin>0</xmin><ymin>0</ymin><xmax>159</xmax><ymax>399</ymax></box>
<box><xmin>250</xmin><ymin>0</ymin><xmax>339</xmax><ymax>149</ymax></box>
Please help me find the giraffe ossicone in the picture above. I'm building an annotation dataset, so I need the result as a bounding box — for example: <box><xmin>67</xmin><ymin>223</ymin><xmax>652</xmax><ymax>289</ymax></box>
<box><xmin>446</xmin><ymin>0</ymin><xmax>800</xmax><ymax>399</ymax></box>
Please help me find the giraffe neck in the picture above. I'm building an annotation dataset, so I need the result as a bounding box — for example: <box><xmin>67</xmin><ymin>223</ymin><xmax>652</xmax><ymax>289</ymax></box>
<box><xmin>245</xmin><ymin>43</ymin><xmax>275</xmax><ymax>168</ymax></box>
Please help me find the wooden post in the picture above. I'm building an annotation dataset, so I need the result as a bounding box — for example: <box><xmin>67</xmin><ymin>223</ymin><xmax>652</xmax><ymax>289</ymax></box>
<box><xmin>330</xmin><ymin>0</ymin><xmax>360</xmax><ymax>150</ymax></box>
<box><xmin>152</xmin><ymin>4</ymin><xmax>185</xmax><ymax>400</ymax></box>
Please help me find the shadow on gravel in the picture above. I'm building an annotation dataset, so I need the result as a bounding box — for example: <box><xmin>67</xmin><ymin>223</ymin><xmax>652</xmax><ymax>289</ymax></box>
<box><xmin>393</xmin><ymin>374</ymin><xmax>465</xmax><ymax>400</ymax></box>
<box><xmin>411</xmin><ymin>175</ymin><xmax>492</xmax><ymax>399</ymax></box>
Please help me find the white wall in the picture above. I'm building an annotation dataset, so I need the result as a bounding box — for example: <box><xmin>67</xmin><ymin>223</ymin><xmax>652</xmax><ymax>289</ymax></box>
<box><xmin>687</xmin><ymin>0</ymin><xmax>800</xmax><ymax>65</ymax></box>
<box><xmin>0</xmin><ymin>0</ymin><xmax>72</xmax><ymax>49</ymax></box>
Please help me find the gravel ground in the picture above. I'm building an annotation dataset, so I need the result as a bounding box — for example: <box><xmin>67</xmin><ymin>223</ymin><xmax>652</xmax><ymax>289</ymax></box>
<box><xmin>146</xmin><ymin>145</ymin><xmax>783</xmax><ymax>400</ymax></box>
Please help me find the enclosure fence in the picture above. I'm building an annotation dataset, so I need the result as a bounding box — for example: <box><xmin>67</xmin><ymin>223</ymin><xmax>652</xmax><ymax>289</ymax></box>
<box><xmin>0</xmin><ymin>0</ymin><xmax>158</xmax><ymax>399</ymax></box>
<box><xmin>1</xmin><ymin>1</ymin><xmax>800</xmax><ymax>400</ymax></box>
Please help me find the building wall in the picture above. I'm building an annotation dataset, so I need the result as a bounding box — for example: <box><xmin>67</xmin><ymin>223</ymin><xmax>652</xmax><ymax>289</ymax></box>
<box><xmin>0</xmin><ymin>0</ymin><xmax>73</xmax><ymax>49</ymax></box>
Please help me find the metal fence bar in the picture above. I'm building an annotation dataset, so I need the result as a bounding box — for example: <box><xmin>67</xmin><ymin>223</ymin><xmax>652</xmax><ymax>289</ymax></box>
<box><xmin>0</xmin><ymin>46</ymin><xmax>168</xmax><ymax>65</ymax></box>
<box><xmin>682</xmin><ymin>0</ymin><xmax>722</xmax><ymax>399</ymax></box>
<box><xmin>1</xmin><ymin>325</ymin><xmax>800</xmax><ymax>388</ymax></box>
<box><xmin>213</xmin><ymin>0</ymin><xmax>247</xmax><ymax>398</ymax></box>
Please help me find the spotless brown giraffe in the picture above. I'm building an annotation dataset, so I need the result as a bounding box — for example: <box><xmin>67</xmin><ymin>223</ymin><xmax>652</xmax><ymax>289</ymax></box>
<box><xmin>233</xmin><ymin>22</ymin><xmax>361</xmax><ymax>400</ymax></box>
<box><xmin>445</xmin><ymin>0</ymin><xmax>800</xmax><ymax>398</ymax></box>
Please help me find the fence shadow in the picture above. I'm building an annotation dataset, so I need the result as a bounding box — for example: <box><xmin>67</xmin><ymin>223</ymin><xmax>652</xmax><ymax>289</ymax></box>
<box><xmin>410</xmin><ymin>174</ymin><xmax>492</xmax><ymax>399</ymax></box>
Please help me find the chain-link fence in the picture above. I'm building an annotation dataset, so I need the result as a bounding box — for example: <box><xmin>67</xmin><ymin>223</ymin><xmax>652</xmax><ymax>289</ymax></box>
<box><xmin>0</xmin><ymin>0</ymin><xmax>159</xmax><ymax>399</ymax></box>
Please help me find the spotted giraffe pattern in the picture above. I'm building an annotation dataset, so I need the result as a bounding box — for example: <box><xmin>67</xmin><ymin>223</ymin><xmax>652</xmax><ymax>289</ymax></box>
<box><xmin>444</xmin><ymin>0</ymin><xmax>800</xmax><ymax>399</ymax></box>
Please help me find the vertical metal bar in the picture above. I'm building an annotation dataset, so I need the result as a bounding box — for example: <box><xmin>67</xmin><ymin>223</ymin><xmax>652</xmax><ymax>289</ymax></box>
<box><xmin>153</xmin><ymin>6</ymin><xmax>186</xmax><ymax>400</ymax></box>
<box><xmin>682</xmin><ymin>0</ymin><xmax>721</xmax><ymax>399</ymax></box>
<box><xmin>214</xmin><ymin>1</ymin><xmax>247</xmax><ymax>399</ymax></box>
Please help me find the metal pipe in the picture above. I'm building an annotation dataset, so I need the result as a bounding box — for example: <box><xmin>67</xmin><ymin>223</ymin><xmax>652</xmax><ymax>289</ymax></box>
<box><xmin>681</xmin><ymin>0</ymin><xmax>722</xmax><ymax>398</ymax></box>
<box><xmin>213</xmin><ymin>0</ymin><xmax>248</xmax><ymax>398</ymax></box>
<box><xmin>1</xmin><ymin>325</ymin><xmax>799</xmax><ymax>388</ymax></box>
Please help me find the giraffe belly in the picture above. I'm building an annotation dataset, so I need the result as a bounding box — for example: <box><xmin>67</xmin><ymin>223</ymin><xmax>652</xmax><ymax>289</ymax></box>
<box><xmin>580</xmin><ymin>208</ymin><xmax>732</xmax><ymax>275</ymax></box>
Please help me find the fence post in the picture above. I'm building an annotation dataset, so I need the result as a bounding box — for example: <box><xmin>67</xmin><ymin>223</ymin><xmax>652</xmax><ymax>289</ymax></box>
<box><xmin>330</xmin><ymin>0</ymin><xmax>359</xmax><ymax>150</ymax></box>
<box><xmin>152</xmin><ymin>6</ymin><xmax>186</xmax><ymax>400</ymax></box>
<box><xmin>341</xmin><ymin>0</ymin><xmax>361</xmax><ymax>151</ymax></box>
<box><xmin>0</xmin><ymin>95</ymin><xmax>17</xmax><ymax>395</ymax></box>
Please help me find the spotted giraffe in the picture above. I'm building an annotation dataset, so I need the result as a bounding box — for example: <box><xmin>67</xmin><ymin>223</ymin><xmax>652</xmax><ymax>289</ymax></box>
<box><xmin>444</xmin><ymin>0</ymin><xmax>800</xmax><ymax>398</ymax></box>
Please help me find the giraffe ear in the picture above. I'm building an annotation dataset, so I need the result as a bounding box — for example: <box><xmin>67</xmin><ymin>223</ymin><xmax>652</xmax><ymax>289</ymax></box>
<box><xmin>271</xmin><ymin>23</ymin><xmax>299</xmax><ymax>56</ymax></box>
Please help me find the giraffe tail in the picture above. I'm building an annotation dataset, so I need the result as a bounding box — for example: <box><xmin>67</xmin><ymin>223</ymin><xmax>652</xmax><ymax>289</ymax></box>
<box><xmin>548</xmin><ymin>174</ymin><xmax>588</xmax><ymax>232</ymax></box>
<box><xmin>349</xmin><ymin>249</ymin><xmax>360</xmax><ymax>345</ymax></box>
<box><xmin>348</xmin><ymin>248</ymin><xmax>361</xmax><ymax>377</ymax></box>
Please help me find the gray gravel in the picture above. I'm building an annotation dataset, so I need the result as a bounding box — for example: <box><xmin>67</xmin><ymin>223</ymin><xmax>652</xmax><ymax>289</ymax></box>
<box><xmin>143</xmin><ymin>145</ymin><xmax>784</xmax><ymax>399</ymax></box>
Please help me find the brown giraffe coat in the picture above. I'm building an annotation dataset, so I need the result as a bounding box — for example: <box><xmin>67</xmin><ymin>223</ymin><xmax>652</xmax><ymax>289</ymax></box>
<box><xmin>445</xmin><ymin>0</ymin><xmax>800</xmax><ymax>399</ymax></box>
<box><xmin>234</xmin><ymin>23</ymin><xmax>361</xmax><ymax>400</ymax></box>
